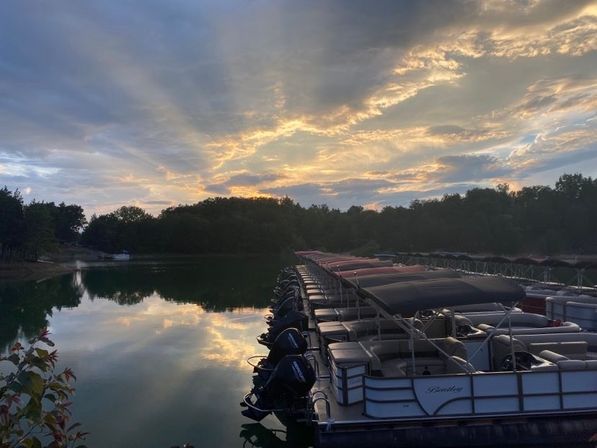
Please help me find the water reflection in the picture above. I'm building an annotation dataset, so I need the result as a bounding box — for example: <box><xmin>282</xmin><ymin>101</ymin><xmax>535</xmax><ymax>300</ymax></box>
<box><xmin>240</xmin><ymin>423</ymin><xmax>314</xmax><ymax>448</ymax></box>
<box><xmin>0</xmin><ymin>256</ymin><xmax>313</xmax><ymax>448</ymax></box>
<box><xmin>81</xmin><ymin>257</ymin><xmax>283</xmax><ymax>310</ymax></box>
<box><xmin>0</xmin><ymin>256</ymin><xmax>286</xmax><ymax>350</ymax></box>
<box><xmin>0</xmin><ymin>274</ymin><xmax>83</xmax><ymax>351</ymax></box>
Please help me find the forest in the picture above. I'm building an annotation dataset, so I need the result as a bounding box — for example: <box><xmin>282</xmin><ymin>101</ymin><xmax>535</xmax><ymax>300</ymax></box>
<box><xmin>0</xmin><ymin>187</ymin><xmax>86</xmax><ymax>260</ymax></box>
<box><xmin>1</xmin><ymin>173</ymin><xmax>596</xmax><ymax>259</ymax></box>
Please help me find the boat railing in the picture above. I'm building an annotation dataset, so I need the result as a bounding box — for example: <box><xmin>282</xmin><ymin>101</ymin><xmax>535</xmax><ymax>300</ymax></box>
<box><xmin>311</xmin><ymin>390</ymin><xmax>333</xmax><ymax>429</ymax></box>
<box><xmin>246</xmin><ymin>355</ymin><xmax>273</xmax><ymax>371</ymax></box>
<box><xmin>362</xmin><ymin>367</ymin><xmax>597</xmax><ymax>419</ymax></box>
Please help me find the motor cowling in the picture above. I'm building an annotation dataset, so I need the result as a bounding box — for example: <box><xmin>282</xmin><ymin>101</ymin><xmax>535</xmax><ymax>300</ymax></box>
<box><xmin>242</xmin><ymin>354</ymin><xmax>316</xmax><ymax>421</ymax></box>
<box><xmin>253</xmin><ymin>328</ymin><xmax>308</xmax><ymax>385</ymax></box>
<box><xmin>268</xmin><ymin>328</ymin><xmax>307</xmax><ymax>364</ymax></box>
<box><xmin>274</xmin><ymin>282</ymin><xmax>299</xmax><ymax>299</ymax></box>
<box><xmin>257</xmin><ymin>310</ymin><xmax>308</xmax><ymax>347</ymax></box>
<box><xmin>269</xmin><ymin>294</ymin><xmax>302</xmax><ymax>321</ymax></box>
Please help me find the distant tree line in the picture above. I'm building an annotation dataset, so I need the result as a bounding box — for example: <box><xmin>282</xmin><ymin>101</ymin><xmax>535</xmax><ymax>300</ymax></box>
<box><xmin>0</xmin><ymin>187</ymin><xmax>86</xmax><ymax>260</ymax></box>
<box><xmin>2</xmin><ymin>173</ymin><xmax>596</xmax><ymax>259</ymax></box>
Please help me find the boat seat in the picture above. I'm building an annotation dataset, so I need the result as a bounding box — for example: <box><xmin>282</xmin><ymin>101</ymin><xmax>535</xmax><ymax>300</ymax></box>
<box><xmin>491</xmin><ymin>335</ymin><xmax>527</xmax><ymax>369</ymax></box>
<box><xmin>328</xmin><ymin>343</ymin><xmax>372</xmax><ymax>367</ymax></box>
<box><xmin>537</xmin><ymin>350</ymin><xmax>597</xmax><ymax>370</ymax></box>
<box><xmin>381</xmin><ymin>357</ymin><xmax>446</xmax><ymax>377</ymax></box>
<box><xmin>445</xmin><ymin>356</ymin><xmax>477</xmax><ymax>374</ymax></box>
<box><xmin>527</xmin><ymin>341</ymin><xmax>588</xmax><ymax>360</ymax></box>
<box><xmin>380</xmin><ymin>359</ymin><xmax>408</xmax><ymax>377</ymax></box>
<box><xmin>537</xmin><ymin>350</ymin><xmax>568</xmax><ymax>363</ymax></box>
<box><xmin>557</xmin><ymin>359</ymin><xmax>587</xmax><ymax>370</ymax></box>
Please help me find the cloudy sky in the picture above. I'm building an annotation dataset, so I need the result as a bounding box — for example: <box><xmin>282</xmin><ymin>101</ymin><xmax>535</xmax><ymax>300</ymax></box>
<box><xmin>1</xmin><ymin>0</ymin><xmax>596</xmax><ymax>214</ymax></box>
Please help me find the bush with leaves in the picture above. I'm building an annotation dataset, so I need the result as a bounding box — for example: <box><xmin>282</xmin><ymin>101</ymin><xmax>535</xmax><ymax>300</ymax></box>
<box><xmin>0</xmin><ymin>329</ymin><xmax>87</xmax><ymax>448</ymax></box>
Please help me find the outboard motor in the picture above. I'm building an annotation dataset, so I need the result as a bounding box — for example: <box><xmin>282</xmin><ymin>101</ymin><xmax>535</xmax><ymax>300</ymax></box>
<box><xmin>267</xmin><ymin>291</ymin><xmax>302</xmax><ymax>324</ymax></box>
<box><xmin>257</xmin><ymin>310</ymin><xmax>308</xmax><ymax>347</ymax></box>
<box><xmin>242</xmin><ymin>354</ymin><xmax>316</xmax><ymax>421</ymax></box>
<box><xmin>273</xmin><ymin>279</ymin><xmax>298</xmax><ymax>295</ymax></box>
<box><xmin>274</xmin><ymin>276</ymin><xmax>299</xmax><ymax>293</ymax></box>
<box><xmin>270</xmin><ymin>286</ymin><xmax>299</xmax><ymax>309</ymax></box>
<box><xmin>253</xmin><ymin>328</ymin><xmax>308</xmax><ymax>384</ymax></box>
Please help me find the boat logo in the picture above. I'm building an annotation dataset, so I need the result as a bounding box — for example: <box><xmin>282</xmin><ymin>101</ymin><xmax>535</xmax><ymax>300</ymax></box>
<box><xmin>426</xmin><ymin>385</ymin><xmax>463</xmax><ymax>394</ymax></box>
<box><xmin>291</xmin><ymin>361</ymin><xmax>306</xmax><ymax>383</ymax></box>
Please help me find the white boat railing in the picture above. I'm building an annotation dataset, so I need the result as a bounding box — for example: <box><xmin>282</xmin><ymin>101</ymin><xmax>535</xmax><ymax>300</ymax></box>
<box><xmin>362</xmin><ymin>368</ymin><xmax>597</xmax><ymax>419</ymax></box>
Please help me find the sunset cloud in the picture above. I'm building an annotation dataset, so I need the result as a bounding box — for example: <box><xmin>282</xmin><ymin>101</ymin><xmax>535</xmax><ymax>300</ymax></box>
<box><xmin>0</xmin><ymin>0</ymin><xmax>595</xmax><ymax>214</ymax></box>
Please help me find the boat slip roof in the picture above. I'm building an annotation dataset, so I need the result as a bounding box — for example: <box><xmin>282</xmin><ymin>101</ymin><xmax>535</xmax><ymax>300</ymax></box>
<box><xmin>361</xmin><ymin>276</ymin><xmax>525</xmax><ymax>315</ymax></box>
<box><xmin>342</xmin><ymin>269</ymin><xmax>461</xmax><ymax>288</ymax></box>
<box><xmin>337</xmin><ymin>265</ymin><xmax>426</xmax><ymax>277</ymax></box>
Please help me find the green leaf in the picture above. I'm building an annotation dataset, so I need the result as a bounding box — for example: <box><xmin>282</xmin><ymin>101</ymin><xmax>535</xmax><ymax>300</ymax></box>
<box><xmin>32</xmin><ymin>437</ymin><xmax>42</xmax><ymax>448</ymax></box>
<box><xmin>23</xmin><ymin>398</ymin><xmax>42</xmax><ymax>420</ymax></box>
<box><xmin>34</xmin><ymin>348</ymin><xmax>49</xmax><ymax>359</ymax></box>
<box><xmin>20</xmin><ymin>436</ymin><xmax>42</xmax><ymax>448</ymax></box>
<box><xmin>17</xmin><ymin>371</ymin><xmax>45</xmax><ymax>398</ymax></box>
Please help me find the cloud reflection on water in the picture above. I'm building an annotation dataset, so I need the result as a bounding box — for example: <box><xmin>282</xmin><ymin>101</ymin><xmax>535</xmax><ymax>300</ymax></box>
<box><xmin>43</xmin><ymin>278</ymin><xmax>279</xmax><ymax>446</ymax></box>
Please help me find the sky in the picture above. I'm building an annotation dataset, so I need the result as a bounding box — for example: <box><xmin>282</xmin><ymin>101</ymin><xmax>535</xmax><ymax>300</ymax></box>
<box><xmin>0</xmin><ymin>0</ymin><xmax>596</xmax><ymax>215</ymax></box>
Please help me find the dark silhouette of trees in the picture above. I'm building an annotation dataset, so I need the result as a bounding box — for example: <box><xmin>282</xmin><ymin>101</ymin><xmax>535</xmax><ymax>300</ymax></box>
<box><xmin>3</xmin><ymin>173</ymin><xmax>597</xmax><ymax>259</ymax></box>
<box><xmin>0</xmin><ymin>188</ymin><xmax>86</xmax><ymax>261</ymax></box>
<box><xmin>0</xmin><ymin>187</ymin><xmax>25</xmax><ymax>259</ymax></box>
<box><xmin>79</xmin><ymin>173</ymin><xmax>597</xmax><ymax>256</ymax></box>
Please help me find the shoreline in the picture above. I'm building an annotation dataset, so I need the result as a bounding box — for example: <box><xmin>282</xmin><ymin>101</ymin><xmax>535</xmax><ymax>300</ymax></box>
<box><xmin>0</xmin><ymin>252</ymin><xmax>291</xmax><ymax>282</ymax></box>
<box><xmin>0</xmin><ymin>261</ymin><xmax>77</xmax><ymax>283</ymax></box>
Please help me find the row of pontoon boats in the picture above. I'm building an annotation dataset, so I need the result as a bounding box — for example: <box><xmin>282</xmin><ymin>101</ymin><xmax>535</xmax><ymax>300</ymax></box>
<box><xmin>241</xmin><ymin>251</ymin><xmax>597</xmax><ymax>447</ymax></box>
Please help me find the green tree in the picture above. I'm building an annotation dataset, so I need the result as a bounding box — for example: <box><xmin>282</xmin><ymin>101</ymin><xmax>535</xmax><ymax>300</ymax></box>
<box><xmin>0</xmin><ymin>188</ymin><xmax>25</xmax><ymax>260</ymax></box>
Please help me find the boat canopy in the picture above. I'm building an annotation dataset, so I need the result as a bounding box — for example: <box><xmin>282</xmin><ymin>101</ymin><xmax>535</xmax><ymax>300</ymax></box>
<box><xmin>337</xmin><ymin>265</ymin><xmax>426</xmax><ymax>278</ymax></box>
<box><xmin>321</xmin><ymin>259</ymin><xmax>392</xmax><ymax>272</ymax></box>
<box><xmin>361</xmin><ymin>276</ymin><xmax>525</xmax><ymax>315</ymax></box>
<box><xmin>344</xmin><ymin>269</ymin><xmax>461</xmax><ymax>289</ymax></box>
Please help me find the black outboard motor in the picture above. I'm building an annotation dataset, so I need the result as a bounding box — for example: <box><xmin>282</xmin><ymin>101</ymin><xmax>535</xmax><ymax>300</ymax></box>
<box><xmin>257</xmin><ymin>310</ymin><xmax>308</xmax><ymax>347</ymax></box>
<box><xmin>270</xmin><ymin>286</ymin><xmax>299</xmax><ymax>309</ymax></box>
<box><xmin>274</xmin><ymin>284</ymin><xmax>299</xmax><ymax>301</ymax></box>
<box><xmin>242</xmin><ymin>354</ymin><xmax>316</xmax><ymax>421</ymax></box>
<box><xmin>267</xmin><ymin>291</ymin><xmax>302</xmax><ymax>323</ymax></box>
<box><xmin>253</xmin><ymin>328</ymin><xmax>308</xmax><ymax>384</ymax></box>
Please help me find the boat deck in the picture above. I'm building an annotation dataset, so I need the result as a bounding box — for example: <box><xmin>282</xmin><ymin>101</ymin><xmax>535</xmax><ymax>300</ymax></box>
<box><xmin>295</xmin><ymin>264</ymin><xmax>597</xmax><ymax>447</ymax></box>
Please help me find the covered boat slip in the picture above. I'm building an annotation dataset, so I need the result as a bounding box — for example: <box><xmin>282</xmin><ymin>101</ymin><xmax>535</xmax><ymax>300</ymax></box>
<box><xmin>294</xmin><ymin>253</ymin><xmax>597</xmax><ymax>446</ymax></box>
<box><xmin>293</xmin><ymin>272</ymin><xmax>597</xmax><ymax>448</ymax></box>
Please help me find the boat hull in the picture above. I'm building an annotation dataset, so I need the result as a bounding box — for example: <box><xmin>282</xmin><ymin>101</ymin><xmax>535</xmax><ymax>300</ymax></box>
<box><xmin>316</xmin><ymin>412</ymin><xmax>597</xmax><ymax>447</ymax></box>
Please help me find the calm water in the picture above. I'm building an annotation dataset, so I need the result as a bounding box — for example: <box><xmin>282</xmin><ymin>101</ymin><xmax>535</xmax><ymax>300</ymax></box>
<box><xmin>0</xmin><ymin>256</ymin><xmax>313</xmax><ymax>448</ymax></box>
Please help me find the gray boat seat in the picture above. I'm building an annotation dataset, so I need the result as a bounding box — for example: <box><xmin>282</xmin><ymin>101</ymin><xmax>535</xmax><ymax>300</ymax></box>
<box><xmin>527</xmin><ymin>341</ymin><xmax>588</xmax><ymax>360</ymax></box>
<box><xmin>330</xmin><ymin>337</ymin><xmax>469</xmax><ymax>378</ymax></box>
<box><xmin>491</xmin><ymin>335</ymin><xmax>527</xmax><ymax>368</ymax></box>
<box><xmin>446</xmin><ymin>356</ymin><xmax>477</xmax><ymax>374</ymax></box>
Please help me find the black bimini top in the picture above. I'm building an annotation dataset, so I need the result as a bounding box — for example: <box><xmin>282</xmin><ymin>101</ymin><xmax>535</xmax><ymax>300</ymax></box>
<box><xmin>344</xmin><ymin>269</ymin><xmax>461</xmax><ymax>289</ymax></box>
<box><xmin>362</xmin><ymin>276</ymin><xmax>525</xmax><ymax>315</ymax></box>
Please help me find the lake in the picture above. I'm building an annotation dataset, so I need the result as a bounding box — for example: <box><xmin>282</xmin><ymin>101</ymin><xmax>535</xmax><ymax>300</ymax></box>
<box><xmin>0</xmin><ymin>256</ymin><xmax>313</xmax><ymax>448</ymax></box>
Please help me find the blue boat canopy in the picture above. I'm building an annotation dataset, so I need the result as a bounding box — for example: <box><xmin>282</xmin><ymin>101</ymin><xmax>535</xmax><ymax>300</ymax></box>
<box><xmin>361</xmin><ymin>276</ymin><xmax>525</xmax><ymax>315</ymax></box>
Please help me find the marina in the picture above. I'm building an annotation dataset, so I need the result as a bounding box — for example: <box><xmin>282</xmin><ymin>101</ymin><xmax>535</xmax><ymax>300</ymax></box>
<box><xmin>242</xmin><ymin>252</ymin><xmax>597</xmax><ymax>447</ymax></box>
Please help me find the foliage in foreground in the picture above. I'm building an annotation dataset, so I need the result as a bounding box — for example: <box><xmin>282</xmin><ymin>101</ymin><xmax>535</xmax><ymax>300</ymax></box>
<box><xmin>0</xmin><ymin>329</ymin><xmax>87</xmax><ymax>448</ymax></box>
